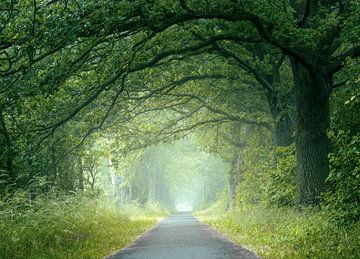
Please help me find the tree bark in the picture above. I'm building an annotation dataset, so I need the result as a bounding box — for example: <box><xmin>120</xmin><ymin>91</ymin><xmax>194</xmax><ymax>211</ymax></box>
<box><xmin>77</xmin><ymin>156</ymin><xmax>84</xmax><ymax>191</ymax></box>
<box><xmin>266</xmin><ymin>91</ymin><xmax>294</xmax><ymax>147</ymax></box>
<box><xmin>291</xmin><ymin>60</ymin><xmax>331</xmax><ymax>205</ymax></box>
<box><xmin>273</xmin><ymin>113</ymin><xmax>293</xmax><ymax>146</ymax></box>
<box><xmin>227</xmin><ymin>172</ymin><xmax>236</xmax><ymax>210</ymax></box>
<box><xmin>0</xmin><ymin>110</ymin><xmax>15</xmax><ymax>185</ymax></box>
<box><xmin>227</xmin><ymin>152</ymin><xmax>243</xmax><ymax>210</ymax></box>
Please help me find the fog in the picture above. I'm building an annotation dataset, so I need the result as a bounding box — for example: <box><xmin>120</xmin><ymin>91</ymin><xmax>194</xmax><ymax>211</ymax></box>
<box><xmin>90</xmin><ymin>136</ymin><xmax>228</xmax><ymax>211</ymax></box>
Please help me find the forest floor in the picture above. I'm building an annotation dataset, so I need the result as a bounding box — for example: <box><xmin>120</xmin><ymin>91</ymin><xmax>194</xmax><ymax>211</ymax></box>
<box><xmin>107</xmin><ymin>212</ymin><xmax>259</xmax><ymax>259</ymax></box>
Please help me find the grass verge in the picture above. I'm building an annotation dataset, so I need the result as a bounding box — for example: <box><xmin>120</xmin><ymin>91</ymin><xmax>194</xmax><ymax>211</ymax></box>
<box><xmin>197</xmin><ymin>202</ymin><xmax>360</xmax><ymax>259</ymax></box>
<box><xmin>0</xmin><ymin>193</ymin><xmax>167</xmax><ymax>259</ymax></box>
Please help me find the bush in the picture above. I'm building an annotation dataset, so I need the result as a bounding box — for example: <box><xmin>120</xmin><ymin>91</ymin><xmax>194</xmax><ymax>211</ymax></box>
<box><xmin>325</xmin><ymin>130</ymin><xmax>360</xmax><ymax>223</ymax></box>
<box><xmin>236</xmin><ymin>143</ymin><xmax>296</xmax><ymax>207</ymax></box>
<box><xmin>263</xmin><ymin>145</ymin><xmax>297</xmax><ymax>207</ymax></box>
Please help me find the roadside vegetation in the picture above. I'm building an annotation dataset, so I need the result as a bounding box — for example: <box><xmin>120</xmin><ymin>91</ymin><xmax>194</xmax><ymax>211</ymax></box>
<box><xmin>1</xmin><ymin>1</ymin><xmax>359</xmax><ymax>258</ymax></box>
<box><xmin>198</xmin><ymin>129</ymin><xmax>360</xmax><ymax>258</ymax></box>
<box><xmin>200</xmin><ymin>203</ymin><xmax>360</xmax><ymax>259</ymax></box>
<box><xmin>0</xmin><ymin>192</ymin><xmax>166</xmax><ymax>259</ymax></box>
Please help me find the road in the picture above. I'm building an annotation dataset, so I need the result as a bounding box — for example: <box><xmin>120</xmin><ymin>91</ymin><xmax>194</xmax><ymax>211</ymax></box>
<box><xmin>107</xmin><ymin>212</ymin><xmax>260</xmax><ymax>259</ymax></box>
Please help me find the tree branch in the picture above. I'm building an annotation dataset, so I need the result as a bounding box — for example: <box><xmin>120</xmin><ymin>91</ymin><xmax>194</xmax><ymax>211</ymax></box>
<box><xmin>167</xmin><ymin>93</ymin><xmax>273</xmax><ymax>131</ymax></box>
<box><xmin>42</xmin><ymin>74</ymin><xmax>127</xmax><ymax>172</ymax></box>
<box><xmin>214</xmin><ymin>43</ymin><xmax>275</xmax><ymax>93</ymax></box>
<box><xmin>152</xmin><ymin>6</ymin><xmax>314</xmax><ymax>72</ymax></box>
<box><xmin>328</xmin><ymin>45</ymin><xmax>360</xmax><ymax>76</ymax></box>
<box><xmin>332</xmin><ymin>79</ymin><xmax>348</xmax><ymax>89</ymax></box>
<box><xmin>296</xmin><ymin>0</ymin><xmax>312</xmax><ymax>26</ymax></box>
<box><xmin>33</xmin><ymin>35</ymin><xmax>246</xmax><ymax>133</ymax></box>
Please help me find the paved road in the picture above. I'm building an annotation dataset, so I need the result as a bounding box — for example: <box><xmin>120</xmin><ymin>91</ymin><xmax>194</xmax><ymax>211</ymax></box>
<box><xmin>107</xmin><ymin>212</ymin><xmax>259</xmax><ymax>259</ymax></box>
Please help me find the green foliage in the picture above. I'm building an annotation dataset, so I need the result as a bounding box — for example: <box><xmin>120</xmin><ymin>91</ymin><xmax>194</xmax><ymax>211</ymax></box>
<box><xmin>200</xmin><ymin>205</ymin><xmax>360</xmax><ymax>259</ymax></box>
<box><xmin>263</xmin><ymin>145</ymin><xmax>297</xmax><ymax>207</ymax></box>
<box><xmin>325</xmin><ymin>130</ymin><xmax>360</xmax><ymax>223</ymax></box>
<box><xmin>0</xmin><ymin>192</ymin><xmax>166</xmax><ymax>259</ymax></box>
<box><xmin>196</xmin><ymin>190</ymin><xmax>228</xmax><ymax>218</ymax></box>
<box><xmin>197</xmin><ymin>128</ymin><xmax>359</xmax><ymax>258</ymax></box>
<box><xmin>0</xmin><ymin>1</ymin><xmax>360</xmax><ymax>258</ymax></box>
<box><xmin>236</xmin><ymin>140</ymin><xmax>296</xmax><ymax>207</ymax></box>
<box><xmin>331</xmin><ymin>83</ymin><xmax>360</xmax><ymax>134</ymax></box>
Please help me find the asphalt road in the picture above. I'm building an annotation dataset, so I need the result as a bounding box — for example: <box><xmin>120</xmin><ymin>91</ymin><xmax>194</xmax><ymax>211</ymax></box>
<box><xmin>107</xmin><ymin>212</ymin><xmax>260</xmax><ymax>259</ymax></box>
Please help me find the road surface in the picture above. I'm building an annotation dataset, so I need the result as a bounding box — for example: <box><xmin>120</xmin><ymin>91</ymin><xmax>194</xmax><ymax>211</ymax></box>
<box><xmin>107</xmin><ymin>212</ymin><xmax>259</xmax><ymax>259</ymax></box>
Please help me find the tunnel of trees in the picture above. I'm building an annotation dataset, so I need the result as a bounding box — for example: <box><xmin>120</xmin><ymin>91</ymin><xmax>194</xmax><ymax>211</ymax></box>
<box><xmin>0</xmin><ymin>0</ymin><xmax>359</xmax><ymax>258</ymax></box>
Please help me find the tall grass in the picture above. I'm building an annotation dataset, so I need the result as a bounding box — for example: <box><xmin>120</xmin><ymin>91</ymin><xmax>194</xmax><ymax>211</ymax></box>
<box><xmin>198</xmin><ymin>202</ymin><xmax>360</xmax><ymax>259</ymax></box>
<box><xmin>0</xmin><ymin>192</ymin><xmax>167</xmax><ymax>259</ymax></box>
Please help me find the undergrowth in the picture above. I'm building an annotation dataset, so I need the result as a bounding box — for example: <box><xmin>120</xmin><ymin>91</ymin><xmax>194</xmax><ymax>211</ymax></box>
<box><xmin>0</xmin><ymin>192</ymin><xmax>167</xmax><ymax>259</ymax></box>
<box><xmin>198</xmin><ymin>201</ymin><xmax>360</xmax><ymax>259</ymax></box>
<box><xmin>197</xmin><ymin>131</ymin><xmax>360</xmax><ymax>258</ymax></box>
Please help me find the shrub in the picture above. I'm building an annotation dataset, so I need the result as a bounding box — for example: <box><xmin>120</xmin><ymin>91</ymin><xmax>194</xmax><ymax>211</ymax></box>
<box><xmin>236</xmin><ymin>143</ymin><xmax>296</xmax><ymax>207</ymax></box>
<box><xmin>325</xmin><ymin>130</ymin><xmax>360</xmax><ymax>223</ymax></box>
<box><xmin>263</xmin><ymin>145</ymin><xmax>297</xmax><ymax>207</ymax></box>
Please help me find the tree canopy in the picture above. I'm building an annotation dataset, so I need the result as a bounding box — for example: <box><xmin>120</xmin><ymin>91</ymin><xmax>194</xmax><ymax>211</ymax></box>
<box><xmin>0</xmin><ymin>0</ymin><xmax>359</xmax><ymax>209</ymax></box>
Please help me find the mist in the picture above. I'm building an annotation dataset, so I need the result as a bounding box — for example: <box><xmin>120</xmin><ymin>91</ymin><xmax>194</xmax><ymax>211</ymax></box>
<box><xmin>91</xmin><ymin>136</ymin><xmax>227</xmax><ymax>212</ymax></box>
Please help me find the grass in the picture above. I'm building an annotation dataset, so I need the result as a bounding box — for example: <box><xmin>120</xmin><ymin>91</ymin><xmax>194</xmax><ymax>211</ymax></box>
<box><xmin>197</xmin><ymin>202</ymin><xmax>360</xmax><ymax>259</ymax></box>
<box><xmin>0</xmin><ymin>192</ymin><xmax>167</xmax><ymax>259</ymax></box>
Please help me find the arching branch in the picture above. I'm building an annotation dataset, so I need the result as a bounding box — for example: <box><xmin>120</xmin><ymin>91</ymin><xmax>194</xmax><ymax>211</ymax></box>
<box><xmin>297</xmin><ymin>0</ymin><xmax>312</xmax><ymax>26</ymax></box>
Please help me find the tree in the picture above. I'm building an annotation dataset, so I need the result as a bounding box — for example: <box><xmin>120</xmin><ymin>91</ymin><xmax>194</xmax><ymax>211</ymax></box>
<box><xmin>146</xmin><ymin>0</ymin><xmax>360</xmax><ymax>205</ymax></box>
<box><xmin>1</xmin><ymin>0</ymin><xmax>359</xmax><ymax>206</ymax></box>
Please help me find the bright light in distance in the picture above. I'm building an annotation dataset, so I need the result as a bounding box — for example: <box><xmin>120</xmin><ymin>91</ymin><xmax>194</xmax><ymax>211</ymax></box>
<box><xmin>175</xmin><ymin>203</ymin><xmax>193</xmax><ymax>212</ymax></box>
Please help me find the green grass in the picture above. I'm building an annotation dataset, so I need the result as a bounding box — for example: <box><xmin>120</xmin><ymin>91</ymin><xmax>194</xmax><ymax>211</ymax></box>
<box><xmin>197</xmin><ymin>203</ymin><xmax>360</xmax><ymax>259</ymax></box>
<box><xmin>0</xmin><ymin>193</ymin><xmax>167</xmax><ymax>259</ymax></box>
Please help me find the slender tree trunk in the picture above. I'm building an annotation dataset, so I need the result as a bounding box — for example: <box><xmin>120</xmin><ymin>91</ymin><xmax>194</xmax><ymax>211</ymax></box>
<box><xmin>146</xmin><ymin>162</ymin><xmax>155</xmax><ymax>204</ymax></box>
<box><xmin>227</xmin><ymin>152</ymin><xmax>243</xmax><ymax>210</ymax></box>
<box><xmin>110</xmin><ymin>173</ymin><xmax>118</xmax><ymax>199</ymax></box>
<box><xmin>129</xmin><ymin>184</ymin><xmax>132</xmax><ymax>202</ymax></box>
<box><xmin>203</xmin><ymin>176</ymin><xmax>207</xmax><ymax>205</ymax></box>
<box><xmin>0</xmin><ymin>111</ymin><xmax>15</xmax><ymax>184</ymax></box>
<box><xmin>147</xmin><ymin>176</ymin><xmax>152</xmax><ymax>203</ymax></box>
<box><xmin>291</xmin><ymin>60</ymin><xmax>331</xmax><ymax>205</ymax></box>
<box><xmin>227</xmin><ymin>172</ymin><xmax>236</xmax><ymax>210</ymax></box>
<box><xmin>89</xmin><ymin>167</ymin><xmax>96</xmax><ymax>190</ymax></box>
<box><xmin>273</xmin><ymin>112</ymin><xmax>293</xmax><ymax>147</ymax></box>
<box><xmin>77</xmin><ymin>156</ymin><xmax>84</xmax><ymax>191</ymax></box>
<box><xmin>155</xmin><ymin>168</ymin><xmax>160</xmax><ymax>202</ymax></box>
<box><xmin>49</xmin><ymin>145</ymin><xmax>58</xmax><ymax>189</ymax></box>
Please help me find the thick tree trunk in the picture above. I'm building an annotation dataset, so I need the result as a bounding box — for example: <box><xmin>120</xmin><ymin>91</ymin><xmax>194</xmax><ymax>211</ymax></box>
<box><xmin>291</xmin><ymin>60</ymin><xmax>331</xmax><ymax>205</ymax></box>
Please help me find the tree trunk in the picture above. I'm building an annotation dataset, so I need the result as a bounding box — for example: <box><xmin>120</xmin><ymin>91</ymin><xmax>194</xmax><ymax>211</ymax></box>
<box><xmin>227</xmin><ymin>172</ymin><xmax>236</xmax><ymax>210</ymax></box>
<box><xmin>77</xmin><ymin>156</ymin><xmax>84</xmax><ymax>191</ymax></box>
<box><xmin>0</xmin><ymin>111</ymin><xmax>15</xmax><ymax>185</ymax></box>
<box><xmin>291</xmin><ymin>60</ymin><xmax>331</xmax><ymax>205</ymax></box>
<box><xmin>227</xmin><ymin>152</ymin><xmax>243</xmax><ymax>210</ymax></box>
<box><xmin>129</xmin><ymin>184</ymin><xmax>132</xmax><ymax>202</ymax></box>
<box><xmin>267</xmin><ymin>91</ymin><xmax>294</xmax><ymax>147</ymax></box>
<box><xmin>146</xmin><ymin>162</ymin><xmax>155</xmax><ymax>204</ymax></box>
<box><xmin>273</xmin><ymin>112</ymin><xmax>293</xmax><ymax>147</ymax></box>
